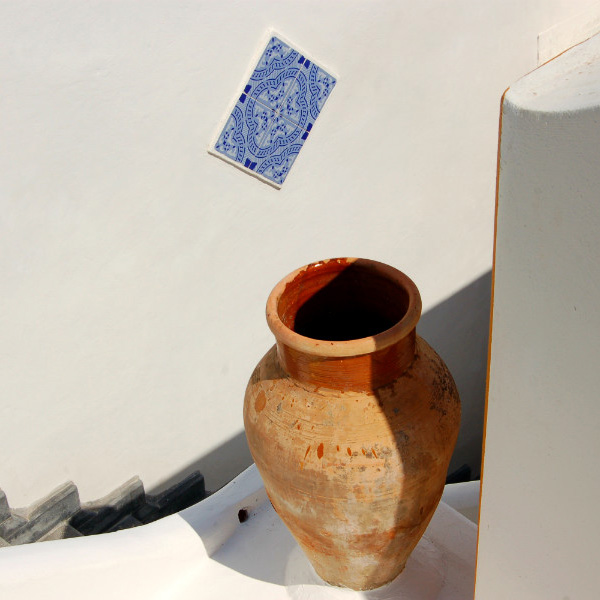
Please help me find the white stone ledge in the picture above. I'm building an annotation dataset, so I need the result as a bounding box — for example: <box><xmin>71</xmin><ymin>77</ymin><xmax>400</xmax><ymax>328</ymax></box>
<box><xmin>0</xmin><ymin>465</ymin><xmax>478</xmax><ymax>600</ymax></box>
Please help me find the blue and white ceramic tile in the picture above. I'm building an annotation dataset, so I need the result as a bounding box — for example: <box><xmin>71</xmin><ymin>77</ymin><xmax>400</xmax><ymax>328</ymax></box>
<box><xmin>211</xmin><ymin>34</ymin><xmax>336</xmax><ymax>187</ymax></box>
<box><xmin>285</xmin><ymin>62</ymin><xmax>337</xmax><ymax>124</ymax></box>
<box><xmin>257</xmin><ymin>145</ymin><xmax>302</xmax><ymax>186</ymax></box>
<box><xmin>251</xmin><ymin>37</ymin><xmax>298</xmax><ymax>82</ymax></box>
<box><xmin>261</xmin><ymin>114</ymin><xmax>305</xmax><ymax>153</ymax></box>
<box><xmin>252</xmin><ymin>67</ymin><xmax>298</xmax><ymax>113</ymax></box>
<box><xmin>306</xmin><ymin>64</ymin><xmax>337</xmax><ymax>119</ymax></box>
<box><xmin>214</xmin><ymin>98</ymin><xmax>275</xmax><ymax>166</ymax></box>
<box><xmin>279</xmin><ymin>72</ymin><xmax>308</xmax><ymax>128</ymax></box>
<box><xmin>254</xmin><ymin>116</ymin><xmax>307</xmax><ymax>185</ymax></box>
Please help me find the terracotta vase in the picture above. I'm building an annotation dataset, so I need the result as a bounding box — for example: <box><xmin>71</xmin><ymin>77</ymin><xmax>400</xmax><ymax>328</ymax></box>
<box><xmin>243</xmin><ymin>258</ymin><xmax>461</xmax><ymax>590</ymax></box>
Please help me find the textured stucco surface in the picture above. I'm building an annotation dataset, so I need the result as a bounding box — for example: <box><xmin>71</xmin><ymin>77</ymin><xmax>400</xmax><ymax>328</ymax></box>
<box><xmin>1</xmin><ymin>0</ymin><xmax>597</xmax><ymax>504</ymax></box>
<box><xmin>477</xmin><ymin>33</ymin><xmax>600</xmax><ymax>600</ymax></box>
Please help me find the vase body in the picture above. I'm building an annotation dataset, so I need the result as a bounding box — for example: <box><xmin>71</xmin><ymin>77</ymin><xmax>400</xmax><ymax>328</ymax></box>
<box><xmin>243</xmin><ymin>258</ymin><xmax>460</xmax><ymax>590</ymax></box>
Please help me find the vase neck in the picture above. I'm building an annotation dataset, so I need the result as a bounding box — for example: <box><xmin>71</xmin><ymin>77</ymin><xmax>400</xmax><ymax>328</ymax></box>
<box><xmin>277</xmin><ymin>329</ymin><xmax>416</xmax><ymax>392</ymax></box>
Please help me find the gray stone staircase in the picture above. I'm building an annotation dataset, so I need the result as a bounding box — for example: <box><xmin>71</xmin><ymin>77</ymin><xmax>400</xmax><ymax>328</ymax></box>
<box><xmin>0</xmin><ymin>472</ymin><xmax>206</xmax><ymax>547</ymax></box>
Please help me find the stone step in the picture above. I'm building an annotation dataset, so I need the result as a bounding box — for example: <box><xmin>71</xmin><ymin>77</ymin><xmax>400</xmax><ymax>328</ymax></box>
<box><xmin>1</xmin><ymin>471</ymin><xmax>209</xmax><ymax>544</ymax></box>
<box><xmin>38</xmin><ymin>522</ymin><xmax>83</xmax><ymax>542</ymax></box>
<box><xmin>7</xmin><ymin>482</ymin><xmax>80</xmax><ymax>545</ymax></box>
<box><xmin>134</xmin><ymin>471</ymin><xmax>205</xmax><ymax>524</ymax></box>
<box><xmin>71</xmin><ymin>477</ymin><xmax>145</xmax><ymax>535</ymax></box>
<box><xmin>0</xmin><ymin>490</ymin><xmax>10</xmax><ymax>523</ymax></box>
<box><xmin>106</xmin><ymin>514</ymin><xmax>143</xmax><ymax>533</ymax></box>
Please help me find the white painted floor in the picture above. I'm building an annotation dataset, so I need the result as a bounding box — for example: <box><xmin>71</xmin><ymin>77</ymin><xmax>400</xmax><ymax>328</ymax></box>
<box><xmin>0</xmin><ymin>465</ymin><xmax>479</xmax><ymax>600</ymax></box>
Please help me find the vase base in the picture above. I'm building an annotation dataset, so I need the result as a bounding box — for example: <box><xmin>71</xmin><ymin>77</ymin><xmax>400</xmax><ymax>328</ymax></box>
<box><xmin>317</xmin><ymin>563</ymin><xmax>407</xmax><ymax>591</ymax></box>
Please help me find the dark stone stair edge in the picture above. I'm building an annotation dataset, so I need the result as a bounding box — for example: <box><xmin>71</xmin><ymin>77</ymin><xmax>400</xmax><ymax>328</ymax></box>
<box><xmin>0</xmin><ymin>471</ymin><xmax>206</xmax><ymax>546</ymax></box>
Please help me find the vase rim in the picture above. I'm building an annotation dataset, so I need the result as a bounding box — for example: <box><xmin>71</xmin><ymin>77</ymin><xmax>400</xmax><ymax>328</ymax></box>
<box><xmin>266</xmin><ymin>257</ymin><xmax>422</xmax><ymax>358</ymax></box>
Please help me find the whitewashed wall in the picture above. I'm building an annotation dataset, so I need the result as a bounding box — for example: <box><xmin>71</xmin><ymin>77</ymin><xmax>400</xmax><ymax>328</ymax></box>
<box><xmin>0</xmin><ymin>1</ymin><xmax>595</xmax><ymax>506</ymax></box>
<box><xmin>476</xmin><ymin>33</ymin><xmax>600</xmax><ymax>599</ymax></box>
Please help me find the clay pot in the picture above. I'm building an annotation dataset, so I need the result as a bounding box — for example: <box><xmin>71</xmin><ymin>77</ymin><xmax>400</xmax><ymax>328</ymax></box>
<box><xmin>243</xmin><ymin>258</ymin><xmax>460</xmax><ymax>590</ymax></box>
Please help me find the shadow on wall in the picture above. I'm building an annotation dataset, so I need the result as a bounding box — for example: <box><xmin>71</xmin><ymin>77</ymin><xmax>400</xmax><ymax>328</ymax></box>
<box><xmin>418</xmin><ymin>270</ymin><xmax>491</xmax><ymax>479</ymax></box>
<box><xmin>149</xmin><ymin>430</ymin><xmax>253</xmax><ymax>496</ymax></box>
<box><xmin>155</xmin><ymin>270</ymin><xmax>491</xmax><ymax>495</ymax></box>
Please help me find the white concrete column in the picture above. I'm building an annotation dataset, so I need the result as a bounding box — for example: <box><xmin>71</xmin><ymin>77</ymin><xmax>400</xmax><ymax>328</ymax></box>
<box><xmin>477</xmin><ymin>33</ymin><xmax>600</xmax><ymax>600</ymax></box>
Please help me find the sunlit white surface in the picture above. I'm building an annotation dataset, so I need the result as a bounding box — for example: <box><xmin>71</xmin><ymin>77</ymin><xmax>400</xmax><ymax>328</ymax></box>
<box><xmin>477</xmin><ymin>31</ymin><xmax>600</xmax><ymax>600</ymax></box>
<box><xmin>0</xmin><ymin>465</ymin><xmax>478</xmax><ymax>600</ymax></box>
<box><xmin>1</xmin><ymin>0</ymin><xmax>596</xmax><ymax>506</ymax></box>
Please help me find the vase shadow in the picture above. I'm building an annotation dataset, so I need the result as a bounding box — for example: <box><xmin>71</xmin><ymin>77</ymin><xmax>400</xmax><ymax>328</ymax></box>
<box><xmin>366</xmin><ymin>269</ymin><xmax>490</xmax><ymax>584</ymax></box>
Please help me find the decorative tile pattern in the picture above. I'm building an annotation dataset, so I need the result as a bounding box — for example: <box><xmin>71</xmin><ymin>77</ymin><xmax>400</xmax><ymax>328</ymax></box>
<box><xmin>211</xmin><ymin>35</ymin><xmax>336</xmax><ymax>187</ymax></box>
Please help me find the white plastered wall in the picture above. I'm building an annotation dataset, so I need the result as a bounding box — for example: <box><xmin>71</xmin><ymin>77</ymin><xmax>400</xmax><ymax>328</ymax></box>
<box><xmin>476</xmin><ymin>33</ymin><xmax>600</xmax><ymax>599</ymax></box>
<box><xmin>1</xmin><ymin>1</ymin><xmax>597</xmax><ymax>506</ymax></box>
